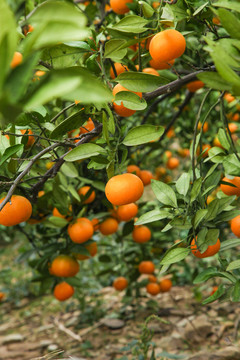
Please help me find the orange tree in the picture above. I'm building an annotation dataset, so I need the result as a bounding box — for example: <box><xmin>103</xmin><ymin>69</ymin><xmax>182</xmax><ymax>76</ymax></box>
<box><xmin>0</xmin><ymin>0</ymin><xmax>240</xmax><ymax>305</ymax></box>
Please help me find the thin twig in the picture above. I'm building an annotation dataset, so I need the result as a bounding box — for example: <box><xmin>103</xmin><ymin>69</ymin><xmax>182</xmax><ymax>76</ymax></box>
<box><xmin>50</xmin><ymin>103</ymin><xmax>76</xmax><ymax>123</ymax></box>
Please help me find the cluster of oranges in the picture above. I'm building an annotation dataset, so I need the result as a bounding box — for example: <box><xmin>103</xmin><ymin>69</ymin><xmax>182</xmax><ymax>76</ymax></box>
<box><xmin>127</xmin><ymin>164</ymin><xmax>154</xmax><ymax>186</ymax></box>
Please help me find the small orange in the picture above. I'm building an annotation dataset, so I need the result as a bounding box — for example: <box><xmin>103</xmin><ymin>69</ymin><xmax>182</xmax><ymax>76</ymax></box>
<box><xmin>210</xmin><ymin>286</ymin><xmax>218</xmax><ymax>295</ymax></box>
<box><xmin>138</xmin><ymin>261</ymin><xmax>155</xmax><ymax>274</ymax></box>
<box><xmin>132</xmin><ymin>225</ymin><xmax>151</xmax><ymax>243</ymax></box>
<box><xmin>159</xmin><ymin>278</ymin><xmax>172</xmax><ymax>292</ymax></box>
<box><xmin>91</xmin><ymin>218</ymin><xmax>99</xmax><ymax>230</ymax></box>
<box><xmin>152</xmin><ymin>2</ymin><xmax>160</xmax><ymax>9</ymax></box>
<box><xmin>10</xmin><ymin>52</ymin><xmax>23</xmax><ymax>69</ymax></box>
<box><xmin>105</xmin><ymin>173</ymin><xmax>144</xmax><ymax>206</ymax></box>
<box><xmin>146</xmin><ymin>282</ymin><xmax>161</xmax><ymax>295</ymax></box>
<box><xmin>197</xmin><ymin>144</ymin><xmax>211</xmax><ymax>158</ymax></box>
<box><xmin>68</xmin><ymin>218</ymin><xmax>94</xmax><ymax>243</ymax></box>
<box><xmin>142</xmin><ymin>67</ymin><xmax>159</xmax><ymax>76</ymax></box>
<box><xmin>75</xmin><ymin>242</ymin><xmax>98</xmax><ymax>260</ymax></box>
<box><xmin>197</xmin><ymin>122</ymin><xmax>209</xmax><ymax>133</ymax></box>
<box><xmin>78</xmin><ymin>186</ymin><xmax>96</xmax><ymax>204</ymax></box>
<box><xmin>0</xmin><ymin>292</ymin><xmax>5</xmax><ymax>301</ymax></box>
<box><xmin>165</xmin><ymin>150</ymin><xmax>172</xmax><ymax>159</ymax></box>
<box><xmin>186</xmin><ymin>80</ymin><xmax>204</xmax><ymax>92</ymax></box>
<box><xmin>99</xmin><ymin>217</ymin><xmax>119</xmax><ymax>235</ymax></box>
<box><xmin>155</xmin><ymin>166</ymin><xmax>166</xmax><ymax>178</ymax></box>
<box><xmin>110</xmin><ymin>62</ymin><xmax>129</xmax><ymax>79</ymax></box>
<box><xmin>166</xmin><ymin>127</ymin><xmax>175</xmax><ymax>138</ymax></box>
<box><xmin>230</xmin><ymin>215</ymin><xmax>240</xmax><ymax>237</ymax></box>
<box><xmin>54</xmin><ymin>282</ymin><xmax>74</xmax><ymax>301</ymax></box>
<box><xmin>224</xmin><ymin>93</ymin><xmax>235</xmax><ymax>103</ymax></box>
<box><xmin>112</xmin><ymin>84</ymin><xmax>142</xmax><ymax>117</ymax></box>
<box><xmin>228</xmin><ymin>123</ymin><xmax>238</xmax><ymax>134</ymax></box>
<box><xmin>149</xmin><ymin>58</ymin><xmax>175</xmax><ymax>70</ymax></box>
<box><xmin>166</xmin><ymin>157</ymin><xmax>179</xmax><ymax>169</ymax></box>
<box><xmin>38</xmin><ymin>191</ymin><xmax>45</xmax><ymax>198</ymax></box>
<box><xmin>139</xmin><ymin>170</ymin><xmax>154</xmax><ymax>186</ymax></box>
<box><xmin>0</xmin><ymin>195</ymin><xmax>32</xmax><ymax>226</ymax></box>
<box><xmin>110</xmin><ymin>0</ymin><xmax>133</xmax><ymax>14</ymax></box>
<box><xmin>232</xmin><ymin>113</ymin><xmax>239</xmax><ymax>122</ymax></box>
<box><xmin>148</xmin><ymin>275</ymin><xmax>157</xmax><ymax>283</ymax></box>
<box><xmin>20</xmin><ymin>129</ymin><xmax>35</xmax><ymax>147</ymax></box>
<box><xmin>213</xmin><ymin>136</ymin><xmax>224</xmax><ymax>149</ymax></box>
<box><xmin>117</xmin><ymin>203</ymin><xmax>138</xmax><ymax>222</ymax></box>
<box><xmin>191</xmin><ymin>237</ymin><xmax>221</xmax><ymax>258</ymax></box>
<box><xmin>220</xmin><ymin>177</ymin><xmax>240</xmax><ymax>196</ymax></box>
<box><xmin>51</xmin><ymin>255</ymin><xmax>79</xmax><ymax>277</ymax></box>
<box><xmin>53</xmin><ymin>205</ymin><xmax>72</xmax><ymax>219</ymax></box>
<box><xmin>80</xmin><ymin>118</ymin><xmax>95</xmax><ymax>134</ymax></box>
<box><xmin>212</xmin><ymin>17</ymin><xmax>220</xmax><ymax>25</ymax></box>
<box><xmin>127</xmin><ymin>165</ymin><xmax>141</xmax><ymax>177</ymax></box>
<box><xmin>113</xmin><ymin>277</ymin><xmax>128</xmax><ymax>291</ymax></box>
<box><xmin>178</xmin><ymin>148</ymin><xmax>190</xmax><ymax>158</ymax></box>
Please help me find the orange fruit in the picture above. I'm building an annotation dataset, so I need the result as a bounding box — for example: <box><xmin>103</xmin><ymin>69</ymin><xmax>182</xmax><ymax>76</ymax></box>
<box><xmin>51</xmin><ymin>255</ymin><xmax>79</xmax><ymax>277</ymax></box>
<box><xmin>75</xmin><ymin>242</ymin><xmax>98</xmax><ymax>260</ymax></box>
<box><xmin>20</xmin><ymin>129</ymin><xmax>35</xmax><ymax>147</ymax></box>
<box><xmin>166</xmin><ymin>127</ymin><xmax>175</xmax><ymax>138</ymax></box>
<box><xmin>127</xmin><ymin>165</ymin><xmax>141</xmax><ymax>177</ymax></box>
<box><xmin>155</xmin><ymin>166</ymin><xmax>166</xmax><ymax>178</ymax></box>
<box><xmin>159</xmin><ymin>279</ymin><xmax>172</xmax><ymax>292</ymax></box>
<box><xmin>197</xmin><ymin>144</ymin><xmax>211</xmax><ymax>158</ymax></box>
<box><xmin>232</xmin><ymin>113</ymin><xmax>239</xmax><ymax>122</ymax></box>
<box><xmin>53</xmin><ymin>208</ymin><xmax>66</xmax><ymax>219</ymax></box>
<box><xmin>38</xmin><ymin>191</ymin><xmax>45</xmax><ymax>198</ymax></box>
<box><xmin>113</xmin><ymin>277</ymin><xmax>128</xmax><ymax>291</ymax></box>
<box><xmin>152</xmin><ymin>2</ymin><xmax>160</xmax><ymax>9</ymax></box>
<box><xmin>166</xmin><ymin>157</ymin><xmax>179</xmax><ymax>169</ymax></box>
<box><xmin>148</xmin><ymin>275</ymin><xmax>157</xmax><ymax>283</ymax></box>
<box><xmin>112</xmin><ymin>84</ymin><xmax>142</xmax><ymax>117</ymax></box>
<box><xmin>132</xmin><ymin>225</ymin><xmax>151</xmax><ymax>243</ymax></box>
<box><xmin>99</xmin><ymin>217</ymin><xmax>119</xmax><ymax>235</ymax></box>
<box><xmin>224</xmin><ymin>93</ymin><xmax>235</xmax><ymax>103</ymax></box>
<box><xmin>197</xmin><ymin>121</ymin><xmax>209</xmax><ymax>133</ymax></box>
<box><xmin>105</xmin><ymin>173</ymin><xmax>144</xmax><ymax>205</ymax></box>
<box><xmin>212</xmin><ymin>17</ymin><xmax>220</xmax><ymax>25</ymax></box>
<box><xmin>213</xmin><ymin>136</ymin><xmax>224</xmax><ymax>149</ymax></box>
<box><xmin>110</xmin><ymin>0</ymin><xmax>133</xmax><ymax>14</ymax></box>
<box><xmin>110</xmin><ymin>63</ymin><xmax>129</xmax><ymax>79</ymax></box>
<box><xmin>210</xmin><ymin>286</ymin><xmax>218</xmax><ymax>295</ymax></box>
<box><xmin>80</xmin><ymin>118</ymin><xmax>95</xmax><ymax>134</ymax></box>
<box><xmin>191</xmin><ymin>237</ymin><xmax>221</xmax><ymax>258</ymax></box>
<box><xmin>10</xmin><ymin>52</ymin><xmax>23</xmax><ymax>69</ymax></box>
<box><xmin>149</xmin><ymin>58</ymin><xmax>175</xmax><ymax>70</ymax></box>
<box><xmin>54</xmin><ymin>282</ymin><xmax>74</xmax><ymax>301</ymax></box>
<box><xmin>0</xmin><ymin>292</ymin><xmax>5</xmax><ymax>301</ymax></box>
<box><xmin>149</xmin><ymin>29</ymin><xmax>186</xmax><ymax>63</ymax></box>
<box><xmin>138</xmin><ymin>261</ymin><xmax>155</xmax><ymax>274</ymax></box>
<box><xmin>178</xmin><ymin>148</ymin><xmax>190</xmax><ymax>158</ymax></box>
<box><xmin>117</xmin><ymin>203</ymin><xmax>138</xmax><ymax>222</ymax></box>
<box><xmin>186</xmin><ymin>80</ymin><xmax>204</xmax><ymax>92</ymax></box>
<box><xmin>165</xmin><ymin>150</ymin><xmax>172</xmax><ymax>159</ymax></box>
<box><xmin>91</xmin><ymin>218</ymin><xmax>99</xmax><ymax>230</ymax></box>
<box><xmin>142</xmin><ymin>67</ymin><xmax>159</xmax><ymax>76</ymax></box>
<box><xmin>68</xmin><ymin>218</ymin><xmax>94</xmax><ymax>243</ymax></box>
<box><xmin>228</xmin><ymin>123</ymin><xmax>238</xmax><ymax>134</ymax></box>
<box><xmin>78</xmin><ymin>186</ymin><xmax>96</xmax><ymax>204</ymax></box>
<box><xmin>0</xmin><ymin>195</ymin><xmax>32</xmax><ymax>226</ymax></box>
<box><xmin>230</xmin><ymin>215</ymin><xmax>240</xmax><ymax>237</ymax></box>
<box><xmin>139</xmin><ymin>170</ymin><xmax>154</xmax><ymax>186</ymax></box>
<box><xmin>220</xmin><ymin>177</ymin><xmax>240</xmax><ymax>196</ymax></box>
<box><xmin>146</xmin><ymin>282</ymin><xmax>160</xmax><ymax>295</ymax></box>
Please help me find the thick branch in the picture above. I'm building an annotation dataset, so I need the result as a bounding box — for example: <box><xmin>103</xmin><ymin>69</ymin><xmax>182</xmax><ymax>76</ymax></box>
<box><xmin>143</xmin><ymin>66</ymin><xmax>216</xmax><ymax>101</ymax></box>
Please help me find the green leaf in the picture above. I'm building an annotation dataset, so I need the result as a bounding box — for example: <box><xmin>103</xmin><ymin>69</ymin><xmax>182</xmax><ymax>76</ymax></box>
<box><xmin>160</xmin><ymin>248</ymin><xmax>190</xmax><ymax>265</ymax></box>
<box><xmin>111</xmin><ymin>15</ymin><xmax>149</xmax><ymax>34</ymax></box>
<box><xmin>24</xmin><ymin>0</ymin><xmax>89</xmax><ymax>52</ymax></box>
<box><xmin>217</xmin><ymin>128</ymin><xmax>230</xmax><ymax>150</ymax></box>
<box><xmin>50</xmin><ymin>110</ymin><xmax>87</xmax><ymax>139</ymax></box>
<box><xmin>135</xmin><ymin>209</ymin><xmax>171</xmax><ymax>225</ymax></box>
<box><xmin>104</xmin><ymin>39</ymin><xmax>127</xmax><ymax>61</ymax></box>
<box><xmin>206</xmin><ymin>147</ymin><xmax>225</xmax><ymax>164</ymax></box>
<box><xmin>193</xmin><ymin>2</ymin><xmax>209</xmax><ymax>16</ymax></box>
<box><xmin>213</xmin><ymin>1</ymin><xmax>240</xmax><ymax>13</ymax></box>
<box><xmin>66</xmin><ymin>277</ymin><xmax>81</xmax><ymax>287</ymax></box>
<box><xmin>24</xmin><ymin>67</ymin><xmax>112</xmax><ymax>110</ymax></box>
<box><xmin>231</xmin><ymin>281</ymin><xmax>240</xmax><ymax>302</ymax></box>
<box><xmin>227</xmin><ymin>260</ymin><xmax>240</xmax><ymax>271</ymax></box>
<box><xmin>218</xmin><ymin>9</ymin><xmax>240</xmax><ymax>40</ymax></box>
<box><xmin>193</xmin><ymin>209</ymin><xmax>208</xmax><ymax>228</ymax></box>
<box><xmin>114</xmin><ymin>91</ymin><xmax>147</xmax><ymax>111</ymax></box>
<box><xmin>151</xmin><ymin>180</ymin><xmax>178</xmax><ymax>208</ymax></box>
<box><xmin>0</xmin><ymin>144</ymin><xmax>24</xmax><ymax>166</ymax></box>
<box><xmin>202</xmin><ymin>284</ymin><xmax>225</xmax><ymax>304</ymax></box>
<box><xmin>0</xmin><ymin>0</ymin><xmax>17</xmax><ymax>89</ymax></box>
<box><xmin>193</xmin><ymin>267</ymin><xmax>218</xmax><ymax>284</ymax></box>
<box><xmin>190</xmin><ymin>177</ymin><xmax>202</xmax><ymax>203</ymax></box>
<box><xmin>170</xmin><ymin>217</ymin><xmax>192</xmax><ymax>230</ymax></box>
<box><xmin>176</xmin><ymin>173</ymin><xmax>190</xmax><ymax>196</ymax></box>
<box><xmin>197</xmin><ymin>72</ymin><xmax>232</xmax><ymax>92</ymax></box>
<box><xmin>64</xmin><ymin>143</ymin><xmax>106</xmax><ymax>162</ymax></box>
<box><xmin>220</xmin><ymin>238</ymin><xmax>240</xmax><ymax>251</ymax></box>
<box><xmin>61</xmin><ymin>162</ymin><xmax>79</xmax><ymax>178</ymax></box>
<box><xmin>205</xmin><ymin>199</ymin><xmax>219</xmax><ymax>221</ymax></box>
<box><xmin>223</xmin><ymin>154</ymin><xmax>240</xmax><ymax>176</ymax></box>
<box><xmin>140</xmin><ymin>1</ymin><xmax>154</xmax><ymax>18</ymax></box>
<box><xmin>47</xmin><ymin>216</ymin><xmax>69</xmax><ymax>227</ymax></box>
<box><xmin>216</xmin><ymin>209</ymin><xmax>240</xmax><ymax>223</ymax></box>
<box><xmin>116</xmin><ymin>71</ymin><xmax>168</xmax><ymax>92</ymax></box>
<box><xmin>205</xmin><ymin>228</ymin><xmax>219</xmax><ymax>246</ymax></box>
<box><xmin>122</xmin><ymin>125</ymin><xmax>164</xmax><ymax>146</ymax></box>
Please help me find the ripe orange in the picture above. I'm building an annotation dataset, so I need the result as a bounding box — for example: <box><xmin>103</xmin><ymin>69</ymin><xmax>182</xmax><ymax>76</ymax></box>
<box><xmin>51</xmin><ymin>255</ymin><xmax>80</xmax><ymax>277</ymax></box>
<box><xmin>149</xmin><ymin>58</ymin><xmax>175</xmax><ymax>70</ymax></box>
<box><xmin>213</xmin><ymin>136</ymin><xmax>224</xmax><ymax>149</ymax></box>
<box><xmin>54</xmin><ymin>282</ymin><xmax>74</xmax><ymax>301</ymax></box>
<box><xmin>91</xmin><ymin>218</ymin><xmax>99</xmax><ymax>230</ymax></box>
<box><xmin>105</xmin><ymin>173</ymin><xmax>144</xmax><ymax>205</ymax></box>
<box><xmin>228</xmin><ymin>123</ymin><xmax>238</xmax><ymax>134</ymax></box>
<box><xmin>23</xmin><ymin>24</ymin><xmax>34</xmax><ymax>35</ymax></box>
<box><xmin>139</xmin><ymin>170</ymin><xmax>154</xmax><ymax>186</ymax></box>
<box><xmin>191</xmin><ymin>237</ymin><xmax>221</xmax><ymax>258</ymax></box>
<box><xmin>132</xmin><ymin>225</ymin><xmax>151</xmax><ymax>243</ymax></box>
<box><xmin>75</xmin><ymin>242</ymin><xmax>98</xmax><ymax>260</ymax></box>
<box><xmin>113</xmin><ymin>276</ymin><xmax>128</xmax><ymax>291</ymax></box>
<box><xmin>149</xmin><ymin>29</ymin><xmax>186</xmax><ymax>63</ymax></box>
<box><xmin>127</xmin><ymin>164</ymin><xmax>141</xmax><ymax>177</ymax></box>
<box><xmin>68</xmin><ymin>218</ymin><xmax>94</xmax><ymax>243</ymax></box>
<box><xmin>78</xmin><ymin>186</ymin><xmax>96</xmax><ymax>204</ymax></box>
<box><xmin>186</xmin><ymin>80</ymin><xmax>204</xmax><ymax>92</ymax></box>
<box><xmin>99</xmin><ymin>217</ymin><xmax>119</xmax><ymax>235</ymax></box>
<box><xmin>38</xmin><ymin>191</ymin><xmax>45</xmax><ymax>198</ymax></box>
<box><xmin>142</xmin><ymin>67</ymin><xmax>159</xmax><ymax>76</ymax></box>
<box><xmin>110</xmin><ymin>0</ymin><xmax>133</xmax><ymax>14</ymax></box>
<box><xmin>146</xmin><ymin>282</ymin><xmax>161</xmax><ymax>295</ymax></box>
<box><xmin>0</xmin><ymin>292</ymin><xmax>5</xmax><ymax>301</ymax></box>
<box><xmin>159</xmin><ymin>279</ymin><xmax>172</xmax><ymax>292</ymax></box>
<box><xmin>148</xmin><ymin>275</ymin><xmax>157</xmax><ymax>283</ymax></box>
<box><xmin>197</xmin><ymin>144</ymin><xmax>211</xmax><ymax>158</ymax></box>
<box><xmin>178</xmin><ymin>148</ymin><xmax>190</xmax><ymax>158</ymax></box>
<box><xmin>10</xmin><ymin>51</ymin><xmax>23</xmax><ymax>69</ymax></box>
<box><xmin>0</xmin><ymin>195</ymin><xmax>32</xmax><ymax>226</ymax></box>
<box><xmin>220</xmin><ymin>177</ymin><xmax>240</xmax><ymax>196</ymax></box>
<box><xmin>20</xmin><ymin>129</ymin><xmax>35</xmax><ymax>147</ymax></box>
<box><xmin>197</xmin><ymin>121</ymin><xmax>209</xmax><ymax>133</ymax></box>
<box><xmin>210</xmin><ymin>286</ymin><xmax>218</xmax><ymax>295</ymax></box>
<box><xmin>110</xmin><ymin>63</ymin><xmax>129</xmax><ymax>79</ymax></box>
<box><xmin>230</xmin><ymin>215</ymin><xmax>240</xmax><ymax>237</ymax></box>
<box><xmin>112</xmin><ymin>84</ymin><xmax>142</xmax><ymax>117</ymax></box>
<box><xmin>53</xmin><ymin>205</ymin><xmax>72</xmax><ymax>219</ymax></box>
<box><xmin>80</xmin><ymin>118</ymin><xmax>95</xmax><ymax>134</ymax></box>
<box><xmin>224</xmin><ymin>93</ymin><xmax>235</xmax><ymax>103</ymax></box>
<box><xmin>232</xmin><ymin>113</ymin><xmax>239</xmax><ymax>122</ymax></box>
<box><xmin>166</xmin><ymin>157</ymin><xmax>179</xmax><ymax>170</ymax></box>
<box><xmin>166</xmin><ymin>127</ymin><xmax>175</xmax><ymax>138</ymax></box>
<box><xmin>165</xmin><ymin>150</ymin><xmax>172</xmax><ymax>159</ymax></box>
<box><xmin>212</xmin><ymin>17</ymin><xmax>220</xmax><ymax>25</ymax></box>
<box><xmin>117</xmin><ymin>203</ymin><xmax>138</xmax><ymax>222</ymax></box>
<box><xmin>152</xmin><ymin>2</ymin><xmax>160</xmax><ymax>8</ymax></box>
<box><xmin>155</xmin><ymin>166</ymin><xmax>166</xmax><ymax>178</ymax></box>
<box><xmin>138</xmin><ymin>261</ymin><xmax>155</xmax><ymax>274</ymax></box>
